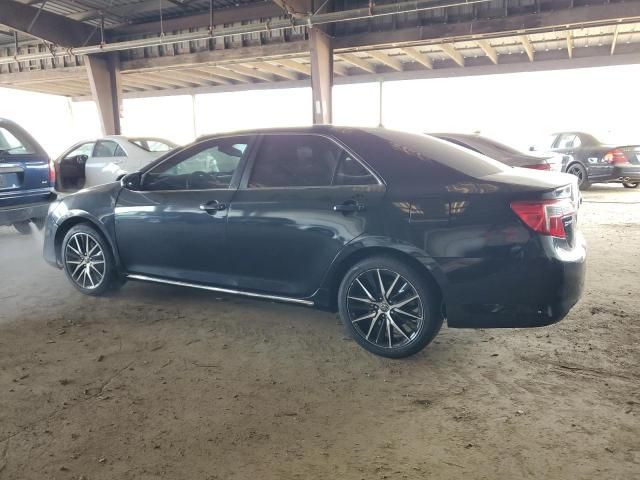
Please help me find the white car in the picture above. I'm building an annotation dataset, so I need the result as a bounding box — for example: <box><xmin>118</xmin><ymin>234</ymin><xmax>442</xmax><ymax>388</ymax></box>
<box><xmin>55</xmin><ymin>136</ymin><xmax>178</xmax><ymax>191</ymax></box>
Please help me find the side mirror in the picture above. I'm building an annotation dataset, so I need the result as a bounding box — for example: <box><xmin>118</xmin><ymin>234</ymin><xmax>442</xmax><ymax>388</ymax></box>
<box><xmin>120</xmin><ymin>172</ymin><xmax>142</xmax><ymax>190</ymax></box>
<box><xmin>529</xmin><ymin>146</ymin><xmax>536</xmax><ymax>152</ymax></box>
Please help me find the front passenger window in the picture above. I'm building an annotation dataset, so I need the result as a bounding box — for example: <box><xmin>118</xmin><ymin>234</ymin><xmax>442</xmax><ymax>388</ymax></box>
<box><xmin>144</xmin><ymin>138</ymin><xmax>248</xmax><ymax>191</ymax></box>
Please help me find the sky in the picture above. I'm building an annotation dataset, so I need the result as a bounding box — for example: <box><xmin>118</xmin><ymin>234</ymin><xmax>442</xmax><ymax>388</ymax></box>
<box><xmin>1</xmin><ymin>63</ymin><xmax>640</xmax><ymax>158</ymax></box>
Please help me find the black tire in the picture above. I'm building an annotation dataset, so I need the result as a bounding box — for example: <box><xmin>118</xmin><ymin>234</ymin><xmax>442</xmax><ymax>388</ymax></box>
<box><xmin>622</xmin><ymin>182</ymin><xmax>639</xmax><ymax>189</ymax></box>
<box><xmin>338</xmin><ymin>255</ymin><xmax>443</xmax><ymax>358</ymax></box>
<box><xmin>566</xmin><ymin>162</ymin><xmax>591</xmax><ymax>190</ymax></box>
<box><xmin>62</xmin><ymin>224</ymin><xmax>121</xmax><ymax>296</ymax></box>
<box><xmin>13</xmin><ymin>221</ymin><xmax>32</xmax><ymax>235</ymax></box>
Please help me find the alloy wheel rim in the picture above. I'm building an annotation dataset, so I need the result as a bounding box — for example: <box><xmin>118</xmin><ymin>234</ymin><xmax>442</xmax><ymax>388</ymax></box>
<box><xmin>346</xmin><ymin>268</ymin><xmax>424</xmax><ymax>350</ymax></box>
<box><xmin>64</xmin><ymin>232</ymin><xmax>106</xmax><ymax>290</ymax></box>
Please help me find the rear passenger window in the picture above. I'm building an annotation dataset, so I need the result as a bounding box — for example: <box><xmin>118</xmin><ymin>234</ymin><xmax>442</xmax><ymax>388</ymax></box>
<box><xmin>334</xmin><ymin>151</ymin><xmax>377</xmax><ymax>186</ymax></box>
<box><xmin>249</xmin><ymin>135</ymin><xmax>341</xmax><ymax>188</ymax></box>
<box><xmin>93</xmin><ymin>141</ymin><xmax>120</xmax><ymax>157</ymax></box>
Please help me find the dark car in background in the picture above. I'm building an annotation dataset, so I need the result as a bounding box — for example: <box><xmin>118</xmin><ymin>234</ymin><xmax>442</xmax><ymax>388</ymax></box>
<box><xmin>431</xmin><ymin>133</ymin><xmax>563</xmax><ymax>171</ymax></box>
<box><xmin>43</xmin><ymin>127</ymin><xmax>585</xmax><ymax>358</ymax></box>
<box><xmin>532</xmin><ymin>132</ymin><xmax>640</xmax><ymax>189</ymax></box>
<box><xmin>0</xmin><ymin>118</ymin><xmax>56</xmax><ymax>234</ymax></box>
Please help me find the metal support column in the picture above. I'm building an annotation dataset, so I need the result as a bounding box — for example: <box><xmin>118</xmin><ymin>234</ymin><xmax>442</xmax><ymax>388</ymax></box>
<box><xmin>86</xmin><ymin>53</ymin><xmax>123</xmax><ymax>135</ymax></box>
<box><xmin>309</xmin><ymin>27</ymin><xmax>333</xmax><ymax>125</ymax></box>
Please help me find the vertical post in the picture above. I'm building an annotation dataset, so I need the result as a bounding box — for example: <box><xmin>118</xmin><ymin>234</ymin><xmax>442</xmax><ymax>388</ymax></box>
<box><xmin>86</xmin><ymin>53</ymin><xmax>122</xmax><ymax>135</ymax></box>
<box><xmin>309</xmin><ymin>27</ymin><xmax>333</xmax><ymax>125</ymax></box>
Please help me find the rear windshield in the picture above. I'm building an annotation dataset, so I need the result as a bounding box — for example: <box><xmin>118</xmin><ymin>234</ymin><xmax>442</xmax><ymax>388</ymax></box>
<box><xmin>471</xmin><ymin>136</ymin><xmax>522</xmax><ymax>156</ymax></box>
<box><xmin>0</xmin><ymin>125</ymin><xmax>39</xmax><ymax>158</ymax></box>
<box><xmin>344</xmin><ymin>129</ymin><xmax>507</xmax><ymax>180</ymax></box>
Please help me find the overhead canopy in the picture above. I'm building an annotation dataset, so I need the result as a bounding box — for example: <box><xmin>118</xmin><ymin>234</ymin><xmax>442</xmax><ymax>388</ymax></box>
<box><xmin>0</xmin><ymin>0</ymin><xmax>639</xmax><ymax>98</ymax></box>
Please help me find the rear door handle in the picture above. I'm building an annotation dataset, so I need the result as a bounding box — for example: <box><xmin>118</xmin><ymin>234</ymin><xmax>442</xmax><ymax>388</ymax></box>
<box><xmin>199</xmin><ymin>200</ymin><xmax>227</xmax><ymax>214</ymax></box>
<box><xmin>333</xmin><ymin>200</ymin><xmax>365</xmax><ymax>213</ymax></box>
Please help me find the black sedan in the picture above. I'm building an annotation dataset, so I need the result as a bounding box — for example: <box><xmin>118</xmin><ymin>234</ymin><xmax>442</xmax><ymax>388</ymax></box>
<box><xmin>431</xmin><ymin>133</ymin><xmax>563</xmax><ymax>172</ymax></box>
<box><xmin>532</xmin><ymin>132</ymin><xmax>640</xmax><ymax>189</ymax></box>
<box><xmin>43</xmin><ymin>127</ymin><xmax>586</xmax><ymax>358</ymax></box>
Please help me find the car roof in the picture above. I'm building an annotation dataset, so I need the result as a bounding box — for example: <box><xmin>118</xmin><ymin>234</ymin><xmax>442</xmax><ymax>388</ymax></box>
<box><xmin>195</xmin><ymin>124</ymin><xmax>368</xmax><ymax>142</ymax></box>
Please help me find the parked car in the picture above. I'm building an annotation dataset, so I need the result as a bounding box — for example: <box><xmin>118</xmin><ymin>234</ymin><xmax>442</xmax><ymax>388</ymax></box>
<box><xmin>531</xmin><ymin>132</ymin><xmax>640</xmax><ymax>189</ymax></box>
<box><xmin>431</xmin><ymin>133</ymin><xmax>563</xmax><ymax>171</ymax></box>
<box><xmin>43</xmin><ymin>127</ymin><xmax>585</xmax><ymax>358</ymax></box>
<box><xmin>55</xmin><ymin>136</ymin><xmax>177</xmax><ymax>191</ymax></box>
<box><xmin>0</xmin><ymin>118</ymin><xmax>56</xmax><ymax>234</ymax></box>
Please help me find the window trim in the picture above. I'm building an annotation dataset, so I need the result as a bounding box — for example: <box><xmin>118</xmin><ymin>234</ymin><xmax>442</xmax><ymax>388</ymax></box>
<box><xmin>138</xmin><ymin>134</ymin><xmax>256</xmax><ymax>193</ymax></box>
<box><xmin>238</xmin><ymin>132</ymin><xmax>384</xmax><ymax>190</ymax></box>
<box><xmin>62</xmin><ymin>141</ymin><xmax>95</xmax><ymax>160</ymax></box>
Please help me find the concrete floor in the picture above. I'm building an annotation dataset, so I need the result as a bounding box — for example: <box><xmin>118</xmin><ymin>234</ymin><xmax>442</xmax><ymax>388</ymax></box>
<box><xmin>0</xmin><ymin>185</ymin><xmax>638</xmax><ymax>479</ymax></box>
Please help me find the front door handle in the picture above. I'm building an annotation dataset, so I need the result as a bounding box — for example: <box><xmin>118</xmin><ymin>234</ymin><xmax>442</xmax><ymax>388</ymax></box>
<box><xmin>199</xmin><ymin>200</ymin><xmax>227</xmax><ymax>214</ymax></box>
<box><xmin>333</xmin><ymin>200</ymin><xmax>365</xmax><ymax>213</ymax></box>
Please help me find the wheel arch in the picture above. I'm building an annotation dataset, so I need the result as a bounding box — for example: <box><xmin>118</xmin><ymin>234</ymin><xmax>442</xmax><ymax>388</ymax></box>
<box><xmin>317</xmin><ymin>240</ymin><xmax>447</xmax><ymax>312</ymax></box>
<box><xmin>54</xmin><ymin>213</ymin><xmax>120</xmax><ymax>269</ymax></box>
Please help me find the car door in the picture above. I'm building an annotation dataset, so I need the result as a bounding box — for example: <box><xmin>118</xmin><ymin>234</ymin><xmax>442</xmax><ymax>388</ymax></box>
<box><xmin>85</xmin><ymin>140</ymin><xmax>128</xmax><ymax>186</ymax></box>
<box><xmin>115</xmin><ymin>136</ymin><xmax>252</xmax><ymax>285</ymax></box>
<box><xmin>226</xmin><ymin>133</ymin><xmax>386</xmax><ymax>298</ymax></box>
<box><xmin>58</xmin><ymin>142</ymin><xmax>94</xmax><ymax>190</ymax></box>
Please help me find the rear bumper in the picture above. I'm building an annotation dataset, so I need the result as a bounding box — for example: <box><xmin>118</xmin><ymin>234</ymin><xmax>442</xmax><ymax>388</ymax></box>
<box><xmin>444</xmin><ymin>236</ymin><xmax>586</xmax><ymax>328</ymax></box>
<box><xmin>612</xmin><ymin>165</ymin><xmax>640</xmax><ymax>182</ymax></box>
<box><xmin>0</xmin><ymin>195</ymin><xmax>56</xmax><ymax>226</ymax></box>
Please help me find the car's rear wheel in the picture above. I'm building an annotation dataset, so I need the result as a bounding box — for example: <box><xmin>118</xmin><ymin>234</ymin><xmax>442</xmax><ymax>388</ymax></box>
<box><xmin>567</xmin><ymin>163</ymin><xmax>591</xmax><ymax>190</ymax></box>
<box><xmin>62</xmin><ymin>224</ymin><xmax>120</xmax><ymax>296</ymax></box>
<box><xmin>622</xmin><ymin>182</ymin><xmax>639</xmax><ymax>189</ymax></box>
<box><xmin>338</xmin><ymin>256</ymin><xmax>443</xmax><ymax>358</ymax></box>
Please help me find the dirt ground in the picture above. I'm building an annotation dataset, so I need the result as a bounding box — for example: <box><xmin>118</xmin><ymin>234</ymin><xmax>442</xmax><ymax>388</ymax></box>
<box><xmin>0</xmin><ymin>185</ymin><xmax>638</xmax><ymax>480</ymax></box>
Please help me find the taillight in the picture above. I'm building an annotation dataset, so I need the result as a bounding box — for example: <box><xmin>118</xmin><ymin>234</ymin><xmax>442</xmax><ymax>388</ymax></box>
<box><xmin>522</xmin><ymin>163</ymin><xmax>551</xmax><ymax>171</ymax></box>
<box><xmin>510</xmin><ymin>199</ymin><xmax>575</xmax><ymax>239</ymax></box>
<box><xmin>48</xmin><ymin>158</ymin><xmax>56</xmax><ymax>186</ymax></box>
<box><xmin>603</xmin><ymin>149</ymin><xmax>629</xmax><ymax>165</ymax></box>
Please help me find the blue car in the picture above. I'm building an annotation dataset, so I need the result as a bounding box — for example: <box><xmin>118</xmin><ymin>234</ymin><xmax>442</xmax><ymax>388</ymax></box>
<box><xmin>0</xmin><ymin>118</ymin><xmax>56</xmax><ymax>234</ymax></box>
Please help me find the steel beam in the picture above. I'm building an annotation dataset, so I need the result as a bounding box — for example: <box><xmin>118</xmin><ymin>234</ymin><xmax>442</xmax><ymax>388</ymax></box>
<box><xmin>309</xmin><ymin>27</ymin><xmax>332</xmax><ymax>125</ymax></box>
<box><xmin>401</xmin><ymin>47</ymin><xmax>433</xmax><ymax>69</ymax></box>
<box><xmin>86</xmin><ymin>54</ymin><xmax>122</xmax><ymax>135</ymax></box>
<box><xmin>519</xmin><ymin>35</ymin><xmax>535</xmax><ymax>62</ymax></box>
<box><xmin>368</xmin><ymin>51</ymin><xmax>403</xmax><ymax>71</ymax></box>
<box><xmin>476</xmin><ymin>39</ymin><xmax>498</xmax><ymax>64</ymax></box>
<box><xmin>0</xmin><ymin>0</ymin><xmax>99</xmax><ymax>47</ymax></box>
<box><xmin>440</xmin><ymin>43</ymin><xmax>465</xmax><ymax>67</ymax></box>
<box><xmin>337</xmin><ymin>53</ymin><xmax>375</xmax><ymax>73</ymax></box>
<box><xmin>611</xmin><ymin>24</ymin><xmax>620</xmax><ymax>55</ymax></box>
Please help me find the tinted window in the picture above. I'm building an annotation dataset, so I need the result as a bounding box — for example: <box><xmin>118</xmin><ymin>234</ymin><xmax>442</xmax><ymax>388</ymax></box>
<box><xmin>65</xmin><ymin>142</ymin><xmax>95</xmax><ymax>159</ymax></box>
<box><xmin>93</xmin><ymin>141</ymin><xmax>120</xmax><ymax>157</ymax></box>
<box><xmin>0</xmin><ymin>126</ymin><xmax>36</xmax><ymax>155</ymax></box>
<box><xmin>144</xmin><ymin>137</ymin><xmax>248</xmax><ymax>191</ymax></box>
<box><xmin>114</xmin><ymin>145</ymin><xmax>127</xmax><ymax>157</ymax></box>
<box><xmin>249</xmin><ymin>135</ymin><xmax>342</xmax><ymax>188</ymax></box>
<box><xmin>334</xmin><ymin>151</ymin><xmax>378</xmax><ymax>186</ymax></box>
<box><xmin>131</xmin><ymin>139</ymin><xmax>173</xmax><ymax>152</ymax></box>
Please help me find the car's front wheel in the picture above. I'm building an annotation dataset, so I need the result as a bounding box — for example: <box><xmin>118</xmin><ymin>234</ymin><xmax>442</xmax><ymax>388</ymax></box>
<box><xmin>62</xmin><ymin>224</ymin><xmax>120</xmax><ymax>296</ymax></box>
<box><xmin>338</xmin><ymin>255</ymin><xmax>443</xmax><ymax>358</ymax></box>
<box><xmin>622</xmin><ymin>182</ymin><xmax>639</xmax><ymax>189</ymax></box>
